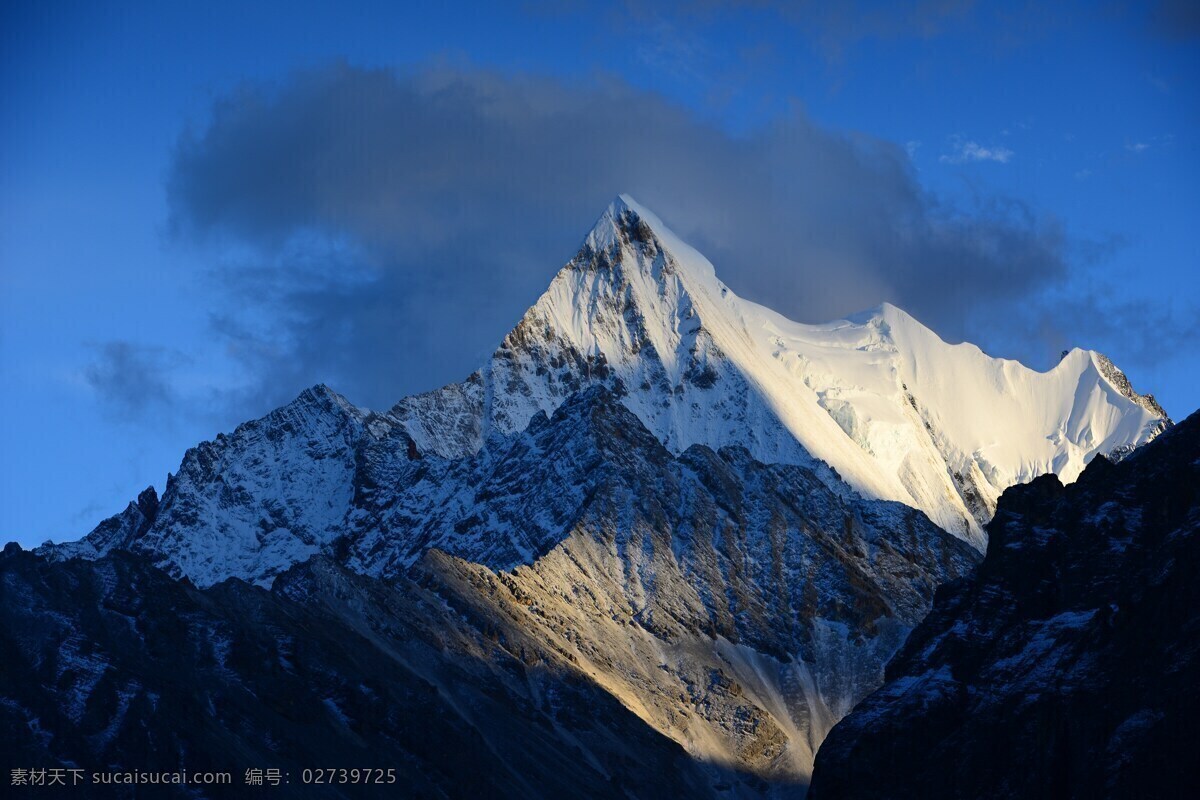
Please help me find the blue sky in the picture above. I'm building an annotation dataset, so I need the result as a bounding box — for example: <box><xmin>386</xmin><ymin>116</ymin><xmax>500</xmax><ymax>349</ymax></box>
<box><xmin>2</xmin><ymin>0</ymin><xmax>1197</xmax><ymax>547</ymax></box>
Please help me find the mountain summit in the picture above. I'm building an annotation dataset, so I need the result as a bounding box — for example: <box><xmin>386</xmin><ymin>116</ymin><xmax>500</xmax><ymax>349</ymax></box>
<box><xmin>393</xmin><ymin>195</ymin><xmax>1168</xmax><ymax>545</ymax></box>
<box><xmin>47</xmin><ymin>196</ymin><xmax>1167</xmax><ymax>576</ymax></box>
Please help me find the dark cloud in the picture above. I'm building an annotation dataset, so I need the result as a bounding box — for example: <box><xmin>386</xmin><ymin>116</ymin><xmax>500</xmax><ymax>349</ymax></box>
<box><xmin>164</xmin><ymin>63</ymin><xmax>1107</xmax><ymax>412</ymax></box>
<box><xmin>84</xmin><ymin>342</ymin><xmax>188</xmax><ymax>421</ymax></box>
<box><xmin>1040</xmin><ymin>291</ymin><xmax>1193</xmax><ymax>371</ymax></box>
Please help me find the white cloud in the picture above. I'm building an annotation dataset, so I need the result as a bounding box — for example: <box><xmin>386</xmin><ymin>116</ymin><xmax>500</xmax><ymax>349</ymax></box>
<box><xmin>939</xmin><ymin>136</ymin><xmax>1014</xmax><ymax>164</ymax></box>
<box><xmin>1124</xmin><ymin>134</ymin><xmax>1174</xmax><ymax>154</ymax></box>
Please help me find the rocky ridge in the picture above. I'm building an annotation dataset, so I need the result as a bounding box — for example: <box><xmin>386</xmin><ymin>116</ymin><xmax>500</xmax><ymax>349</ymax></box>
<box><xmin>809</xmin><ymin>411</ymin><xmax>1200</xmax><ymax>799</ymax></box>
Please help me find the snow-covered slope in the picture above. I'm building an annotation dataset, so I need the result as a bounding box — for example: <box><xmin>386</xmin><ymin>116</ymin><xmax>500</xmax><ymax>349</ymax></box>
<box><xmin>394</xmin><ymin>195</ymin><xmax>1168</xmax><ymax>546</ymax></box>
<box><xmin>46</xmin><ymin>385</ymin><xmax>420</xmax><ymax>586</ymax></box>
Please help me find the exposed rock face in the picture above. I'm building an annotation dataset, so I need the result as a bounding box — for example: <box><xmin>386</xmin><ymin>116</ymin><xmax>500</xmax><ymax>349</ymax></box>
<box><xmin>1094</xmin><ymin>352</ymin><xmax>1169</xmax><ymax>420</ymax></box>
<box><xmin>809</xmin><ymin>411</ymin><xmax>1200</xmax><ymax>800</ymax></box>
<box><xmin>387</xmin><ymin>389</ymin><xmax>980</xmax><ymax>782</ymax></box>
<box><xmin>0</xmin><ymin>549</ymin><xmax>725</xmax><ymax>799</ymax></box>
<box><xmin>14</xmin><ymin>389</ymin><xmax>977</xmax><ymax>793</ymax></box>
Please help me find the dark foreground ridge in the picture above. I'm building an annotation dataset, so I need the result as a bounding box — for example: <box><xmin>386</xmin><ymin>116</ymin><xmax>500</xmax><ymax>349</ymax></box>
<box><xmin>809</xmin><ymin>411</ymin><xmax>1200</xmax><ymax>799</ymax></box>
<box><xmin>0</xmin><ymin>548</ymin><xmax>725</xmax><ymax>799</ymax></box>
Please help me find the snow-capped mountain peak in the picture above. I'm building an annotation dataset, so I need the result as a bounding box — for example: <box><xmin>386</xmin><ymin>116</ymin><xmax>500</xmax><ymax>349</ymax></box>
<box><xmin>50</xmin><ymin>196</ymin><xmax>1167</xmax><ymax>573</ymax></box>
<box><xmin>393</xmin><ymin>196</ymin><xmax>1167</xmax><ymax>546</ymax></box>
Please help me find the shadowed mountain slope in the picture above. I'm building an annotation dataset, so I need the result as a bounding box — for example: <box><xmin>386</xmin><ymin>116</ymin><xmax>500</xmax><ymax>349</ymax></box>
<box><xmin>809</xmin><ymin>412</ymin><xmax>1200</xmax><ymax>799</ymax></box>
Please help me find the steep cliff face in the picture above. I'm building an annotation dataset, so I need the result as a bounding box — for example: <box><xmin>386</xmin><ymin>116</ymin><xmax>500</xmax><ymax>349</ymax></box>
<box><xmin>809</xmin><ymin>412</ymin><xmax>1200</xmax><ymax>800</ymax></box>
<box><xmin>49</xmin><ymin>487</ymin><xmax>160</xmax><ymax>561</ymax></box>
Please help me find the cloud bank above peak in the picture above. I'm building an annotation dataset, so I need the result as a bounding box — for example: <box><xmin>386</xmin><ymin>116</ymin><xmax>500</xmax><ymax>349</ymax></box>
<box><xmin>158</xmin><ymin>62</ymin><xmax>1128</xmax><ymax>414</ymax></box>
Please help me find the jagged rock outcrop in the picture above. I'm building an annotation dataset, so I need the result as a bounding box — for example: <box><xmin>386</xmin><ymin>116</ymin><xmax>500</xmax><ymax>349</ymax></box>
<box><xmin>43</xmin><ymin>385</ymin><xmax>417</xmax><ymax>586</ymax></box>
<box><xmin>809</xmin><ymin>411</ymin><xmax>1200</xmax><ymax>800</ymax></box>
<box><xmin>1094</xmin><ymin>352</ymin><xmax>1169</xmax><ymax>419</ymax></box>
<box><xmin>49</xmin><ymin>486</ymin><xmax>159</xmax><ymax>561</ymax></box>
